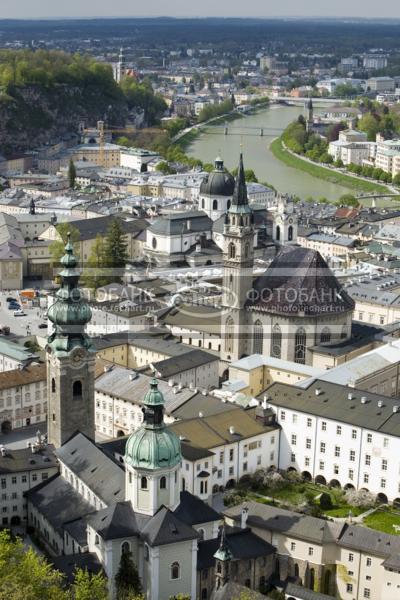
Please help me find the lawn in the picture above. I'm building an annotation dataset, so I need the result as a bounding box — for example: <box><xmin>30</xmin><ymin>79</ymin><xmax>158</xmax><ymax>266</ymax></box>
<box><xmin>270</xmin><ymin>137</ymin><xmax>390</xmax><ymax>195</ymax></box>
<box><xmin>324</xmin><ymin>506</ymin><xmax>365</xmax><ymax>518</ymax></box>
<box><xmin>256</xmin><ymin>481</ymin><xmax>346</xmax><ymax>508</ymax></box>
<box><xmin>363</xmin><ymin>510</ymin><xmax>400</xmax><ymax>535</ymax></box>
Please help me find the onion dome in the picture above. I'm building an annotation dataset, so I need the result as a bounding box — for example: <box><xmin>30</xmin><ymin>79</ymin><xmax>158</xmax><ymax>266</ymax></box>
<box><xmin>125</xmin><ymin>379</ymin><xmax>181</xmax><ymax>471</ymax></box>
<box><xmin>200</xmin><ymin>157</ymin><xmax>235</xmax><ymax>197</ymax></box>
<box><xmin>47</xmin><ymin>234</ymin><xmax>93</xmax><ymax>356</ymax></box>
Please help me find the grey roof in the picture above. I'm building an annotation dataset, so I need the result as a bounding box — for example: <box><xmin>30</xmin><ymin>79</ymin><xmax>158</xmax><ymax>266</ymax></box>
<box><xmin>198</xmin><ymin>526</ymin><xmax>275</xmax><ymax>570</ymax></box>
<box><xmin>264</xmin><ymin>379</ymin><xmax>400</xmax><ymax>436</ymax></box>
<box><xmin>51</xmin><ymin>552</ymin><xmax>103</xmax><ymax>583</ymax></box>
<box><xmin>140</xmin><ymin>505</ymin><xmax>198</xmax><ymax>547</ymax></box>
<box><xmin>99</xmin><ymin>435</ymin><xmax>214</xmax><ymax>463</ymax></box>
<box><xmin>151</xmin><ymin>349</ymin><xmax>218</xmax><ymax>378</ymax></box>
<box><xmin>248</xmin><ymin>246</ymin><xmax>354</xmax><ymax>316</ymax></box>
<box><xmin>339</xmin><ymin>523</ymin><xmax>400</xmax><ymax>558</ymax></box>
<box><xmin>149</xmin><ymin>211</ymin><xmax>212</xmax><ymax>236</ymax></box>
<box><xmin>87</xmin><ymin>501</ymin><xmax>148</xmax><ymax>541</ymax></box>
<box><xmin>160</xmin><ymin>303</ymin><xmax>221</xmax><ymax>335</ymax></box>
<box><xmin>174</xmin><ymin>490</ymin><xmax>221</xmax><ymax>526</ymax></box>
<box><xmin>26</xmin><ymin>474</ymin><xmax>94</xmax><ymax>535</ymax></box>
<box><xmin>66</xmin><ymin>215</ymin><xmax>149</xmax><ymax>241</ymax></box>
<box><xmin>210</xmin><ymin>580</ymin><xmax>266</xmax><ymax>600</ymax></box>
<box><xmin>0</xmin><ymin>444</ymin><xmax>57</xmax><ymax>475</ymax></box>
<box><xmin>0</xmin><ymin>241</ymin><xmax>22</xmax><ymax>260</ymax></box>
<box><xmin>64</xmin><ymin>515</ymin><xmax>91</xmax><ymax>546</ymax></box>
<box><xmin>285</xmin><ymin>583</ymin><xmax>336</xmax><ymax>600</ymax></box>
<box><xmin>225</xmin><ymin>501</ymin><xmax>343</xmax><ymax>546</ymax></box>
<box><xmin>55</xmin><ymin>433</ymin><xmax>125</xmax><ymax>506</ymax></box>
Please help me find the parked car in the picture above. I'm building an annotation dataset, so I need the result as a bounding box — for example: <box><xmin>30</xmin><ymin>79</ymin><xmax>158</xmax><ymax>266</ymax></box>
<box><xmin>13</xmin><ymin>310</ymin><xmax>26</xmax><ymax>317</ymax></box>
<box><xmin>6</xmin><ymin>297</ymin><xmax>16</xmax><ymax>303</ymax></box>
<box><xmin>38</xmin><ymin>323</ymin><xmax>47</xmax><ymax>329</ymax></box>
<box><xmin>8</xmin><ymin>303</ymin><xmax>20</xmax><ymax>310</ymax></box>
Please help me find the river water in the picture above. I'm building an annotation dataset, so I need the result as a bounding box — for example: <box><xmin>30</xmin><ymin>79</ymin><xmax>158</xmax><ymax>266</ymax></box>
<box><xmin>186</xmin><ymin>104</ymin><xmax>350</xmax><ymax>201</ymax></box>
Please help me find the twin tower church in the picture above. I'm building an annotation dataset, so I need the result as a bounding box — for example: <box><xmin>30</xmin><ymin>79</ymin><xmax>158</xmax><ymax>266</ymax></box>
<box><xmin>30</xmin><ymin>152</ymin><xmax>354</xmax><ymax>599</ymax></box>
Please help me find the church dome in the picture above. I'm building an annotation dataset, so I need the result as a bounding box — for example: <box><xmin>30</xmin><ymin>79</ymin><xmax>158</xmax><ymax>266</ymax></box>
<box><xmin>200</xmin><ymin>157</ymin><xmax>235</xmax><ymax>197</ymax></box>
<box><xmin>124</xmin><ymin>379</ymin><xmax>181</xmax><ymax>471</ymax></box>
<box><xmin>247</xmin><ymin>246</ymin><xmax>354</xmax><ymax>317</ymax></box>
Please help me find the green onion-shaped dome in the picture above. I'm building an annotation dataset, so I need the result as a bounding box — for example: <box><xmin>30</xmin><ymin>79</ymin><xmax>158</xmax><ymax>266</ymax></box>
<box><xmin>124</xmin><ymin>379</ymin><xmax>182</xmax><ymax>470</ymax></box>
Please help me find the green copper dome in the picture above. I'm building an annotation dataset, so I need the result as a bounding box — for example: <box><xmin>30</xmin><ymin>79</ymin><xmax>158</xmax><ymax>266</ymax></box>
<box><xmin>124</xmin><ymin>379</ymin><xmax>182</xmax><ymax>471</ymax></box>
<box><xmin>47</xmin><ymin>234</ymin><xmax>94</xmax><ymax>357</ymax></box>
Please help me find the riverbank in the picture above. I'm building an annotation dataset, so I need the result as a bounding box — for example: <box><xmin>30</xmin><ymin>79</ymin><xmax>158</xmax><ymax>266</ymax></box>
<box><xmin>270</xmin><ymin>137</ymin><xmax>390</xmax><ymax>195</ymax></box>
<box><xmin>173</xmin><ymin>110</ymin><xmax>243</xmax><ymax>150</ymax></box>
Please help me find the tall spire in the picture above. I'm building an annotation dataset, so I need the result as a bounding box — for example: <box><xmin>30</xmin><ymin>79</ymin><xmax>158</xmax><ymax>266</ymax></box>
<box><xmin>214</xmin><ymin>525</ymin><xmax>233</xmax><ymax>562</ymax></box>
<box><xmin>231</xmin><ymin>153</ymin><xmax>249</xmax><ymax>209</ymax></box>
<box><xmin>47</xmin><ymin>233</ymin><xmax>93</xmax><ymax>356</ymax></box>
<box><xmin>29</xmin><ymin>198</ymin><xmax>35</xmax><ymax>215</ymax></box>
<box><xmin>213</xmin><ymin>525</ymin><xmax>233</xmax><ymax>589</ymax></box>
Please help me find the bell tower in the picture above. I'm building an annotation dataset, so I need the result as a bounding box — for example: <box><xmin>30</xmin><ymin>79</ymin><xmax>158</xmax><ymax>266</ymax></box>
<box><xmin>221</xmin><ymin>153</ymin><xmax>254</xmax><ymax>362</ymax></box>
<box><xmin>213</xmin><ymin>525</ymin><xmax>233</xmax><ymax>590</ymax></box>
<box><xmin>47</xmin><ymin>235</ymin><xmax>95</xmax><ymax>448</ymax></box>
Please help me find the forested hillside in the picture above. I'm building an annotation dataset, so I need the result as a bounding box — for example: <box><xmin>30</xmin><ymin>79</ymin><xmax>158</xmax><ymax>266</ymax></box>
<box><xmin>0</xmin><ymin>50</ymin><xmax>166</xmax><ymax>156</ymax></box>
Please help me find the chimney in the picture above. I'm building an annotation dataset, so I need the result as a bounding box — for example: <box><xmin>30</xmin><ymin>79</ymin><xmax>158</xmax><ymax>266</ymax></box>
<box><xmin>241</xmin><ymin>506</ymin><xmax>248</xmax><ymax>529</ymax></box>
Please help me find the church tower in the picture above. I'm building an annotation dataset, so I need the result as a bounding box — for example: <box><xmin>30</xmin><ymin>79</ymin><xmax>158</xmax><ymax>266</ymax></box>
<box><xmin>115</xmin><ymin>47</ymin><xmax>126</xmax><ymax>83</ymax></box>
<box><xmin>213</xmin><ymin>525</ymin><xmax>233</xmax><ymax>590</ymax></box>
<box><xmin>124</xmin><ymin>379</ymin><xmax>182</xmax><ymax>516</ymax></box>
<box><xmin>47</xmin><ymin>235</ymin><xmax>95</xmax><ymax>448</ymax></box>
<box><xmin>221</xmin><ymin>153</ymin><xmax>255</xmax><ymax>362</ymax></box>
<box><xmin>272</xmin><ymin>194</ymin><xmax>298</xmax><ymax>246</ymax></box>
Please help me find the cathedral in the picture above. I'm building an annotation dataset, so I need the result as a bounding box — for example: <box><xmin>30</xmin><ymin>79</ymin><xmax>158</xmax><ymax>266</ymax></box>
<box><xmin>220</xmin><ymin>154</ymin><xmax>355</xmax><ymax>365</ymax></box>
<box><xmin>26</xmin><ymin>236</ymin><xmax>277</xmax><ymax>600</ymax></box>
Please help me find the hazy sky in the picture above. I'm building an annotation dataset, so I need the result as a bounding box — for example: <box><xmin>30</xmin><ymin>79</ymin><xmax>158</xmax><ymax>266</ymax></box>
<box><xmin>1</xmin><ymin>0</ymin><xmax>399</xmax><ymax>19</ymax></box>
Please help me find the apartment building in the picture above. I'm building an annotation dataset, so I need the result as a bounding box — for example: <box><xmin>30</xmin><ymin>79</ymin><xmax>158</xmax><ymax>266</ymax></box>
<box><xmin>264</xmin><ymin>379</ymin><xmax>400</xmax><ymax>503</ymax></box>
<box><xmin>0</xmin><ymin>364</ymin><xmax>47</xmax><ymax>433</ymax></box>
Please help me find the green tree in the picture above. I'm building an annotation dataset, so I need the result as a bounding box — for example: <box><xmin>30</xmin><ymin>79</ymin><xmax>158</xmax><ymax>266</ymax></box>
<box><xmin>115</xmin><ymin>550</ymin><xmax>142</xmax><ymax>600</ymax></box>
<box><xmin>0</xmin><ymin>530</ymin><xmax>68</xmax><ymax>600</ymax></box>
<box><xmin>104</xmin><ymin>219</ymin><xmax>128</xmax><ymax>284</ymax></box>
<box><xmin>393</xmin><ymin>173</ymin><xmax>400</xmax><ymax>186</ymax></box>
<box><xmin>156</xmin><ymin>161</ymin><xmax>174</xmax><ymax>175</ymax></box>
<box><xmin>358</xmin><ymin>113</ymin><xmax>381</xmax><ymax>141</ymax></box>
<box><xmin>231</xmin><ymin>168</ymin><xmax>258</xmax><ymax>183</ymax></box>
<box><xmin>72</xmin><ymin>568</ymin><xmax>108</xmax><ymax>600</ymax></box>
<box><xmin>82</xmin><ymin>234</ymin><xmax>107</xmax><ymax>290</ymax></box>
<box><xmin>336</xmin><ymin>194</ymin><xmax>360</xmax><ymax>208</ymax></box>
<box><xmin>68</xmin><ymin>159</ymin><xmax>76</xmax><ymax>189</ymax></box>
<box><xmin>49</xmin><ymin>223</ymin><xmax>80</xmax><ymax>266</ymax></box>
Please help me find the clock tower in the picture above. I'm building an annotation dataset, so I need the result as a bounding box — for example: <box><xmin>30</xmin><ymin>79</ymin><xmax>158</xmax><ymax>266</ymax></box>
<box><xmin>47</xmin><ymin>235</ymin><xmax>95</xmax><ymax>448</ymax></box>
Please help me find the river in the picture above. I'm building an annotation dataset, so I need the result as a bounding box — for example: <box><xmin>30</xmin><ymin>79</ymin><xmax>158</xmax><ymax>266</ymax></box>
<box><xmin>186</xmin><ymin>104</ymin><xmax>350</xmax><ymax>201</ymax></box>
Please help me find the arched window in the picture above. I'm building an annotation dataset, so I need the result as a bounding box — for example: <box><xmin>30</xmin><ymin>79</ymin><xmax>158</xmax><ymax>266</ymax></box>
<box><xmin>152</xmin><ymin>237</ymin><xmax>157</xmax><ymax>250</ymax></box>
<box><xmin>276</xmin><ymin>225</ymin><xmax>281</xmax><ymax>241</ymax></box>
<box><xmin>212</xmin><ymin>199</ymin><xmax>218</xmax><ymax>210</ymax></box>
<box><xmin>95</xmin><ymin>535</ymin><xmax>99</xmax><ymax>545</ymax></box>
<box><xmin>227</xmin><ymin>200</ymin><xmax>231</xmax><ymax>210</ymax></box>
<box><xmin>228</xmin><ymin>243</ymin><xmax>236</xmax><ymax>259</ymax></box>
<box><xmin>294</xmin><ymin>328</ymin><xmax>306</xmax><ymax>364</ymax></box>
<box><xmin>225</xmin><ymin>317</ymin><xmax>234</xmax><ymax>353</ymax></box>
<box><xmin>160</xmin><ymin>476</ymin><xmax>166</xmax><ymax>489</ymax></box>
<box><xmin>320</xmin><ymin>327</ymin><xmax>331</xmax><ymax>344</ymax></box>
<box><xmin>181</xmin><ymin>477</ymin><xmax>186</xmax><ymax>491</ymax></box>
<box><xmin>229</xmin><ymin>273</ymin><xmax>233</xmax><ymax>288</ymax></box>
<box><xmin>51</xmin><ymin>378</ymin><xmax>56</xmax><ymax>393</ymax></box>
<box><xmin>217</xmin><ymin>562</ymin><xmax>222</xmax><ymax>574</ymax></box>
<box><xmin>253</xmin><ymin>320</ymin><xmax>263</xmax><ymax>354</ymax></box>
<box><xmin>288</xmin><ymin>225</ymin><xmax>293</xmax><ymax>241</ymax></box>
<box><xmin>141</xmin><ymin>476</ymin><xmax>148</xmax><ymax>490</ymax></box>
<box><xmin>171</xmin><ymin>562</ymin><xmax>180</xmax><ymax>580</ymax></box>
<box><xmin>201</xmin><ymin>198</ymin><xmax>205</xmax><ymax>209</ymax></box>
<box><xmin>271</xmin><ymin>324</ymin><xmax>282</xmax><ymax>358</ymax></box>
<box><xmin>72</xmin><ymin>380</ymin><xmax>82</xmax><ymax>398</ymax></box>
<box><xmin>121</xmin><ymin>541</ymin><xmax>130</xmax><ymax>554</ymax></box>
<box><xmin>244</xmin><ymin>243</ymin><xmax>250</xmax><ymax>259</ymax></box>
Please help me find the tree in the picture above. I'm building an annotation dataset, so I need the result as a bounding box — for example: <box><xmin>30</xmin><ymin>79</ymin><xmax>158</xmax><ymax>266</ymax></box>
<box><xmin>68</xmin><ymin>159</ymin><xmax>76</xmax><ymax>189</ymax></box>
<box><xmin>358</xmin><ymin>113</ymin><xmax>381</xmax><ymax>141</ymax></box>
<box><xmin>115</xmin><ymin>550</ymin><xmax>142</xmax><ymax>600</ymax></box>
<box><xmin>0</xmin><ymin>529</ymin><xmax>68</xmax><ymax>600</ymax></box>
<box><xmin>393</xmin><ymin>173</ymin><xmax>400</xmax><ymax>186</ymax></box>
<box><xmin>336</xmin><ymin>194</ymin><xmax>360</xmax><ymax>208</ymax></box>
<box><xmin>82</xmin><ymin>234</ymin><xmax>107</xmax><ymax>290</ymax></box>
<box><xmin>72</xmin><ymin>568</ymin><xmax>108</xmax><ymax>600</ymax></box>
<box><xmin>103</xmin><ymin>218</ymin><xmax>128</xmax><ymax>284</ymax></box>
<box><xmin>231</xmin><ymin>167</ymin><xmax>258</xmax><ymax>183</ymax></box>
<box><xmin>49</xmin><ymin>223</ymin><xmax>80</xmax><ymax>266</ymax></box>
<box><xmin>344</xmin><ymin>489</ymin><xmax>377</xmax><ymax>508</ymax></box>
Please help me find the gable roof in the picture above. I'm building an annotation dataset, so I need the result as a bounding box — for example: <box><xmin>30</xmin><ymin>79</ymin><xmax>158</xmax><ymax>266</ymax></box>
<box><xmin>140</xmin><ymin>505</ymin><xmax>198</xmax><ymax>547</ymax></box>
<box><xmin>174</xmin><ymin>491</ymin><xmax>221</xmax><ymax>526</ymax></box>
<box><xmin>87</xmin><ymin>501</ymin><xmax>147</xmax><ymax>541</ymax></box>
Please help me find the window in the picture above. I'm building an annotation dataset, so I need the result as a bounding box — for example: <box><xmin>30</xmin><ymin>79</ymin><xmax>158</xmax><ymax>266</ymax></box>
<box><xmin>280</xmin><ymin>411</ymin><xmax>286</xmax><ymax>421</ymax></box>
<box><xmin>271</xmin><ymin>324</ymin><xmax>282</xmax><ymax>359</ymax></box>
<box><xmin>292</xmin><ymin>414</ymin><xmax>298</xmax><ymax>424</ymax></box>
<box><xmin>95</xmin><ymin>535</ymin><xmax>99</xmax><ymax>545</ymax></box>
<box><xmin>243</xmin><ymin>462</ymin><xmax>248</xmax><ymax>472</ymax></box>
<box><xmin>141</xmin><ymin>476</ymin><xmax>148</xmax><ymax>490</ymax></box>
<box><xmin>253</xmin><ymin>321</ymin><xmax>263</xmax><ymax>354</ymax></box>
<box><xmin>352</xmin><ymin>429</ymin><xmax>357</xmax><ymax>439</ymax></box>
<box><xmin>212</xmin><ymin>199</ymin><xmax>218</xmax><ymax>211</ymax></box>
<box><xmin>121</xmin><ymin>541</ymin><xmax>130</xmax><ymax>554</ymax></box>
<box><xmin>305</xmin><ymin>457</ymin><xmax>310</xmax><ymax>467</ymax></box>
<box><xmin>72</xmin><ymin>380</ymin><xmax>82</xmax><ymax>398</ymax></box>
<box><xmin>320</xmin><ymin>327</ymin><xmax>331</xmax><ymax>344</ymax></box>
<box><xmin>291</xmin><ymin>435</ymin><xmax>297</xmax><ymax>446</ymax></box>
<box><xmin>349</xmin><ymin>553</ymin><xmax>354</xmax><ymax>562</ymax></box>
<box><xmin>384</xmin><ymin>438</ymin><xmax>389</xmax><ymax>448</ymax></box>
<box><xmin>171</xmin><ymin>562</ymin><xmax>180</xmax><ymax>580</ymax></box>
<box><xmin>346</xmin><ymin>584</ymin><xmax>353</xmax><ymax>593</ymax></box>
<box><xmin>290</xmin><ymin>453</ymin><xmax>296</xmax><ymax>463</ymax></box>
<box><xmin>348</xmin><ymin>469</ymin><xmax>354</xmax><ymax>480</ymax></box>
<box><xmin>160</xmin><ymin>476</ymin><xmax>166</xmax><ymax>489</ymax></box>
<box><xmin>365</xmin><ymin>455</ymin><xmax>371</xmax><ymax>466</ymax></box>
<box><xmin>306</xmin><ymin>438</ymin><xmax>311</xmax><ymax>449</ymax></box>
<box><xmin>219</xmin><ymin>452</ymin><xmax>224</xmax><ymax>464</ymax></box>
<box><xmin>364</xmin><ymin>474</ymin><xmax>369</xmax><ymax>484</ymax></box>
<box><xmin>307</xmin><ymin>418</ymin><xmax>312</xmax><ymax>427</ymax></box>
<box><xmin>308</xmin><ymin>547</ymin><xmax>314</xmax><ymax>556</ymax></box>
<box><xmin>294</xmin><ymin>328</ymin><xmax>306</xmax><ymax>364</ymax></box>
<box><xmin>11</xmin><ymin>477</ymin><xmax>16</xmax><ymax>485</ymax></box>
<box><xmin>319</xmin><ymin>461</ymin><xmax>324</xmax><ymax>470</ymax></box>
<box><xmin>322</xmin><ymin>421</ymin><xmax>327</xmax><ymax>431</ymax></box>
<box><xmin>364</xmin><ymin>589</ymin><xmax>370</xmax><ymax>599</ymax></box>
<box><xmin>367</xmin><ymin>433</ymin><xmax>372</xmax><ymax>443</ymax></box>
<box><xmin>291</xmin><ymin>542</ymin><xmax>296</xmax><ymax>551</ymax></box>
<box><xmin>225</xmin><ymin>317</ymin><xmax>234</xmax><ymax>353</ymax></box>
<box><xmin>381</xmin><ymin>478</ymin><xmax>386</xmax><ymax>489</ymax></box>
<box><xmin>335</xmin><ymin>446</ymin><xmax>340</xmax><ymax>457</ymax></box>
<box><xmin>152</xmin><ymin>237</ymin><xmax>157</xmax><ymax>249</ymax></box>
<box><xmin>350</xmin><ymin>450</ymin><xmax>355</xmax><ymax>462</ymax></box>
<box><xmin>229</xmin><ymin>449</ymin><xmax>234</xmax><ymax>461</ymax></box>
<box><xmin>336</xmin><ymin>425</ymin><xmax>342</xmax><ymax>435</ymax></box>
<box><xmin>228</xmin><ymin>243</ymin><xmax>236</xmax><ymax>259</ymax></box>
<box><xmin>382</xmin><ymin>459</ymin><xmax>388</xmax><ymax>471</ymax></box>
<box><xmin>366</xmin><ymin>557</ymin><xmax>372</xmax><ymax>567</ymax></box>
<box><xmin>51</xmin><ymin>378</ymin><xmax>56</xmax><ymax>393</ymax></box>
<box><xmin>320</xmin><ymin>442</ymin><xmax>326</xmax><ymax>453</ymax></box>
<box><xmin>334</xmin><ymin>465</ymin><xmax>339</xmax><ymax>474</ymax></box>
